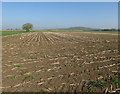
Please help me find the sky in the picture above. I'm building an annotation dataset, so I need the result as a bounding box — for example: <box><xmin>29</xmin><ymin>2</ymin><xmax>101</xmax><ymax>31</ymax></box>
<box><xmin>2</xmin><ymin>2</ymin><xmax>118</xmax><ymax>30</ymax></box>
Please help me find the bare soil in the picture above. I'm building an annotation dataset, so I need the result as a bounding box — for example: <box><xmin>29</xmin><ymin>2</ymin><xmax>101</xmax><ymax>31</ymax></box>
<box><xmin>2</xmin><ymin>32</ymin><xmax>119</xmax><ymax>92</ymax></box>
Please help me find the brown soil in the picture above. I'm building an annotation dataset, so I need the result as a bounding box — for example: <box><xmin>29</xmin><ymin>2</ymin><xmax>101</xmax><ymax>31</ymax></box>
<box><xmin>2</xmin><ymin>32</ymin><xmax>119</xmax><ymax>92</ymax></box>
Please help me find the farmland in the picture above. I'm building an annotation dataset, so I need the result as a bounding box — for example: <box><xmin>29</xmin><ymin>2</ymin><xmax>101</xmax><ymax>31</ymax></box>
<box><xmin>2</xmin><ymin>31</ymin><xmax>119</xmax><ymax>93</ymax></box>
<box><xmin>0</xmin><ymin>31</ymin><xmax>35</xmax><ymax>36</ymax></box>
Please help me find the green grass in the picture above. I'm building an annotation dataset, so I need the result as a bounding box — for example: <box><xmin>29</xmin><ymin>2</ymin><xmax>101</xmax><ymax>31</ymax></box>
<box><xmin>64</xmin><ymin>64</ymin><xmax>67</xmax><ymax>66</ymax></box>
<box><xmin>1</xmin><ymin>31</ymin><xmax>35</xmax><ymax>36</ymax></box>
<box><xmin>87</xmin><ymin>81</ymin><xmax>104</xmax><ymax>92</ymax></box>
<box><xmin>1</xmin><ymin>30</ymin><xmax>57</xmax><ymax>36</ymax></box>
<box><xmin>22</xmin><ymin>76</ymin><xmax>31</xmax><ymax>82</ymax></box>
<box><xmin>31</xmin><ymin>76</ymin><xmax>36</xmax><ymax>79</ymax></box>
<box><xmin>11</xmin><ymin>76</ymin><xmax>16</xmax><ymax>79</ymax></box>
<box><xmin>15</xmin><ymin>65</ymin><xmax>22</xmax><ymax>67</ymax></box>
<box><xmin>9</xmin><ymin>61</ymin><xmax>13</xmax><ymax>64</ymax></box>
<box><xmin>86</xmin><ymin>75</ymin><xmax>120</xmax><ymax>92</ymax></box>
<box><xmin>0</xmin><ymin>30</ymin><xmax>118</xmax><ymax>36</ymax></box>
<box><xmin>40</xmin><ymin>89</ymin><xmax>46</xmax><ymax>93</ymax></box>
<box><xmin>41</xmin><ymin>67</ymin><xmax>45</xmax><ymax>69</ymax></box>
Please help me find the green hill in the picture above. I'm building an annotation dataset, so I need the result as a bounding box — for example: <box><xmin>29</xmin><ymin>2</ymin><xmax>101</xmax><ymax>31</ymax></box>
<box><xmin>58</xmin><ymin>27</ymin><xmax>101</xmax><ymax>31</ymax></box>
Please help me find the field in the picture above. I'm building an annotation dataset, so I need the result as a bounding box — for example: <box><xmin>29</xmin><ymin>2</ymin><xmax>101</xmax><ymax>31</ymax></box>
<box><xmin>2</xmin><ymin>31</ymin><xmax>119</xmax><ymax>93</ymax></box>
<box><xmin>1</xmin><ymin>30</ymin><xmax>118</xmax><ymax>36</ymax></box>
<box><xmin>0</xmin><ymin>31</ymin><xmax>35</xmax><ymax>36</ymax></box>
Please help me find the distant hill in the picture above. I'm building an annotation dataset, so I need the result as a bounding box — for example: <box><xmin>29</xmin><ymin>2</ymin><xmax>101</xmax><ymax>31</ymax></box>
<box><xmin>57</xmin><ymin>27</ymin><xmax>101</xmax><ymax>31</ymax></box>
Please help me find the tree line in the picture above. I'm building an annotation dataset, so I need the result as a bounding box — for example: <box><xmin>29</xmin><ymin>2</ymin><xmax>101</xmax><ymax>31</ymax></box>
<box><xmin>5</xmin><ymin>23</ymin><xmax>119</xmax><ymax>32</ymax></box>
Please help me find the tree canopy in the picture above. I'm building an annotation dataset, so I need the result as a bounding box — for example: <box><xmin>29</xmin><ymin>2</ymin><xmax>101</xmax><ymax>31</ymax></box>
<box><xmin>22</xmin><ymin>23</ymin><xmax>33</xmax><ymax>31</ymax></box>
